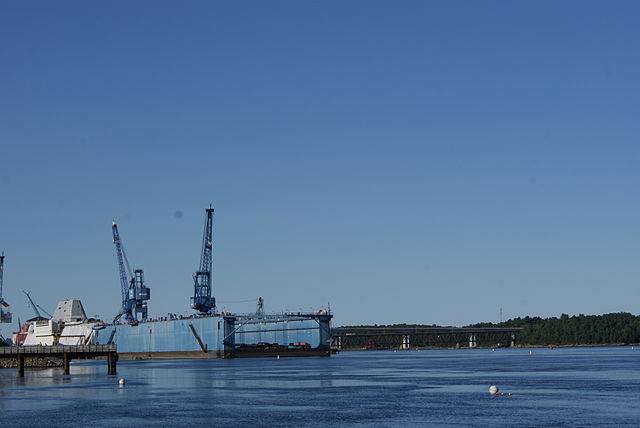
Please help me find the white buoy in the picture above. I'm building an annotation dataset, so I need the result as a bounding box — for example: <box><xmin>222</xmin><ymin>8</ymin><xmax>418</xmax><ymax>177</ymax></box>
<box><xmin>118</xmin><ymin>379</ymin><xmax>126</xmax><ymax>386</ymax></box>
<box><xmin>489</xmin><ymin>385</ymin><xmax>499</xmax><ymax>395</ymax></box>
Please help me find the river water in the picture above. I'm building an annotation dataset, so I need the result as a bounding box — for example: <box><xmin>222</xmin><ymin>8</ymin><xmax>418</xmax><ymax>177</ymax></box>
<box><xmin>0</xmin><ymin>347</ymin><xmax>638</xmax><ymax>427</ymax></box>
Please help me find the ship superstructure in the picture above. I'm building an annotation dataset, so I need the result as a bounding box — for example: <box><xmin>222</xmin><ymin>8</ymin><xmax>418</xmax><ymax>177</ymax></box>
<box><xmin>16</xmin><ymin>298</ymin><xmax>100</xmax><ymax>346</ymax></box>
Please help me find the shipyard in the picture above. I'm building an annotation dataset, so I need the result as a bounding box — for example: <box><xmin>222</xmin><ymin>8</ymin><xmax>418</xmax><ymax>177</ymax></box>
<box><xmin>0</xmin><ymin>205</ymin><xmax>523</xmax><ymax>373</ymax></box>
<box><xmin>1</xmin><ymin>206</ymin><xmax>333</xmax><ymax>362</ymax></box>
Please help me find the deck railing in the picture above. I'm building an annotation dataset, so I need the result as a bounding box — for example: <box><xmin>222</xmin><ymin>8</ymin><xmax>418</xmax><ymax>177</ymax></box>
<box><xmin>0</xmin><ymin>344</ymin><xmax>116</xmax><ymax>355</ymax></box>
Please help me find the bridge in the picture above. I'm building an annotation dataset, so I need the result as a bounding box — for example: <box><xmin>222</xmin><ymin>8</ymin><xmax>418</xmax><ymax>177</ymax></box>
<box><xmin>0</xmin><ymin>345</ymin><xmax>118</xmax><ymax>377</ymax></box>
<box><xmin>331</xmin><ymin>327</ymin><xmax>522</xmax><ymax>350</ymax></box>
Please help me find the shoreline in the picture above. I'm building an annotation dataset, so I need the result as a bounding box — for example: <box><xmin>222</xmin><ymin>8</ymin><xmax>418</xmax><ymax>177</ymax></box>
<box><xmin>338</xmin><ymin>343</ymin><xmax>638</xmax><ymax>351</ymax></box>
<box><xmin>0</xmin><ymin>357</ymin><xmax>63</xmax><ymax>369</ymax></box>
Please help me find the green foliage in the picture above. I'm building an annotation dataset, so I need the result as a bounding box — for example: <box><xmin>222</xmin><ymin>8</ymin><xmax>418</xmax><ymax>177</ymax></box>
<box><xmin>342</xmin><ymin>313</ymin><xmax>640</xmax><ymax>345</ymax></box>
<box><xmin>466</xmin><ymin>312</ymin><xmax>640</xmax><ymax>345</ymax></box>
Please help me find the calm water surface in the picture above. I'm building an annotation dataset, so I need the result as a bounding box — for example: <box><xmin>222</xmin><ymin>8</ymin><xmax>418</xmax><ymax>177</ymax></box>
<box><xmin>1</xmin><ymin>347</ymin><xmax>639</xmax><ymax>427</ymax></box>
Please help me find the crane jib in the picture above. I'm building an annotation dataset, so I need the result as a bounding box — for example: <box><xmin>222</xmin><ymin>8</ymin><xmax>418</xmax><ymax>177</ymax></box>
<box><xmin>191</xmin><ymin>205</ymin><xmax>215</xmax><ymax>314</ymax></box>
<box><xmin>111</xmin><ymin>221</ymin><xmax>150</xmax><ymax>324</ymax></box>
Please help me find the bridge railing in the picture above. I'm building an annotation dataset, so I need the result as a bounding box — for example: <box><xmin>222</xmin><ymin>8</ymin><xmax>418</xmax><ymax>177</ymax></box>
<box><xmin>332</xmin><ymin>327</ymin><xmax>522</xmax><ymax>335</ymax></box>
<box><xmin>0</xmin><ymin>344</ymin><xmax>117</xmax><ymax>355</ymax></box>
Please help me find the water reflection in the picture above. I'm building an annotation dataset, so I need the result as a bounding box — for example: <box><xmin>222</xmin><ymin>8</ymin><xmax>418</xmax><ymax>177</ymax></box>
<box><xmin>0</xmin><ymin>348</ymin><xmax>639</xmax><ymax>426</ymax></box>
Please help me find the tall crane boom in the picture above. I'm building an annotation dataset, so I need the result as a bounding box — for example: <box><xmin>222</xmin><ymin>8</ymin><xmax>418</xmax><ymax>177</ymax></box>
<box><xmin>112</xmin><ymin>221</ymin><xmax>132</xmax><ymax>319</ymax></box>
<box><xmin>0</xmin><ymin>252</ymin><xmax>4</xmax><ymax>302</ymax></box>
<box><xmin>0</xmin><ymin>252</ymin><xmax>12</xmax><ymax>323</ymax></box>
<box><xmin>21</xmin><ymin>290</ymin><xmax>52</xmax><ymax>319</ymax></box>
<box><xmin>112</xmin><ymin>221</ymin><xmax>150</xmax><ymax>323</ymax></box>
<box><xmin>191</xmin><ymin>205</ymin><xmax>215</xmax><ymax>314</ymax></box>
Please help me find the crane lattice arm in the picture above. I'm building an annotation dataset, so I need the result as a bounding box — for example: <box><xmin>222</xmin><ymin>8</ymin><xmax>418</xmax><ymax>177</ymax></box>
<box><xmin>21</xmin><ymin>290</ymin><xmax>51</xmax><ymax>319</ymax></box>
<box><xmin>191</xmin><ymin>205</ymin><xmax>215</xmax><ymax>314</ymax></box>
<box><xmin>0</xmin><ymin>252</ymin><xmax>4</xmax><ymax>302</ymax></box>
<box><xmin>112</xmin><ymin>221</ymin><xmax>150</xmax><ymax>323</ymax></box>
<box><xmin>0</xmin><ymin>252</ymin><xmax>12</xmax><ymax>323</ymax></box>
<box><xmin>112</xmin><ymin>221</ymin><xmax>132</xmax><ymax>322</ymax></box>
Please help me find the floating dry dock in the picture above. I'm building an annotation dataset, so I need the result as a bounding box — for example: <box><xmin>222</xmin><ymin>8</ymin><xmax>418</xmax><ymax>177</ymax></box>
<box><xmin>94</xmin><ymin>312</ymin><xmax>333</xmax><ymax>359</ymax></box>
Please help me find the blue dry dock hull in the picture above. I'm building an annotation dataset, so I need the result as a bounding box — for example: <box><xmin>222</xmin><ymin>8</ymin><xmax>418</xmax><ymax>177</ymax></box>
<box><xmin>94</xmin><ymin>313</ymin><xmax>332</xmax><ymax>359</ymax></box>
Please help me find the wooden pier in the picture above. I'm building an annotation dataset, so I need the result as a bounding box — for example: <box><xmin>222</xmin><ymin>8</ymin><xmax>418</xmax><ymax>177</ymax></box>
<box><xmin>0</xmin><ymin>345</ymin><xmax>118</xmax><ymax>377</ymax></box>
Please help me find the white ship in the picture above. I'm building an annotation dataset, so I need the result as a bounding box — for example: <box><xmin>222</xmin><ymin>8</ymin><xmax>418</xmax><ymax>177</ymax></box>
<box><xmin>13</xmin><ymin>299</ymin><xmax>100</xmax><ymax>346</ymax></box>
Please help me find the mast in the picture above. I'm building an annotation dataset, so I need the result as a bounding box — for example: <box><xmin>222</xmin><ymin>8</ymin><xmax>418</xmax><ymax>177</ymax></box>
<box><xmin>0</xmin><ymin>252</ymin><xmax>12</xmax><ymax>323</ymax></box>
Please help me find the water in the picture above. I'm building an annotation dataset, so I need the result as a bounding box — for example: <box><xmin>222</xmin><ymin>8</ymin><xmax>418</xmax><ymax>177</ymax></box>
<box><xmin>1</xmin><ymin>347</ymin><xmax>639</xmax><ymax>427</ymax></box>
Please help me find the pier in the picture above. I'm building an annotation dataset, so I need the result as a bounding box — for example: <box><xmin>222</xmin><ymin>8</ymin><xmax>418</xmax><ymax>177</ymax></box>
<box><xmin>0</xmin><ymin>345</ymin><xmax>118</xmax><ymax>377</ymax></box>
<box><xmin>331</xmin><ymin>327</ymin><xmax>522</xmax><ymax>350</ymax></box>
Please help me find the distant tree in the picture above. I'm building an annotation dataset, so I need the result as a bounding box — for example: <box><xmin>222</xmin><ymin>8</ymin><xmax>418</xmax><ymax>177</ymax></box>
<box><xmin>465</xmin><ymin>312</ymin><xmax>640</xmax><ymax>345</ymax></box>
<box><xmin>341</xmin><ymin>312</ymin><xmax>640</xmax><ymax>345</ymax></box>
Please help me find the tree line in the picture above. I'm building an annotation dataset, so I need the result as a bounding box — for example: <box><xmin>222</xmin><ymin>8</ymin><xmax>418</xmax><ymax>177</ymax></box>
<box><xmin>343</xmin><ymin>312</ymin><xmax>640</xmax><ymax>345</ymax></box>
<box><xmin>467</xmin><ymin>312</ymin><xmax>640</xmax><ymax>345</ymax></box>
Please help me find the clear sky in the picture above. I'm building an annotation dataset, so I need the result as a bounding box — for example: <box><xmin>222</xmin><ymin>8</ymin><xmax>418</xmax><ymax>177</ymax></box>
<box><xmin>1</xmin><ymin>1</ymin><xmax>638</xmax><ymax>329</ymax></box>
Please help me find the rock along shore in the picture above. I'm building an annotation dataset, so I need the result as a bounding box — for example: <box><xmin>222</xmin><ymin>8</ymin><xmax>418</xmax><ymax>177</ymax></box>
<box><xmin>0</xmin><ymin>357</ymin><xmax>63</xmax><ymax>368</ymax></box>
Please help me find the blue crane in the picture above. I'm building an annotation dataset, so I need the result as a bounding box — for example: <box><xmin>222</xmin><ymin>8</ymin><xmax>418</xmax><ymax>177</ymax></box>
<box><xmin>0</xmin><ymin>252</ymin><xmax>12</xmax><ymax>324</ymax></box>
<box><xmin>191</xmin><ymin>205</ymin><xmax>215</xmax><ymax>314</ymax></box>
<box><xmin>112</xmin><ymin>221</ymin><xmax>150</xmax><ymax>323</ymax></box>
<box><xmin>21</xmin><ymin>290</ymin><xmax>52</xmax><ymax>319</ymax></box>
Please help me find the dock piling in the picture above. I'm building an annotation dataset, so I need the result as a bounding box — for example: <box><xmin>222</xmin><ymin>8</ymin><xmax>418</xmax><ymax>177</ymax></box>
<box><xmin>18</xmin><ymin>354</ymin><xmax>25</xmax><ymax>377</ymax></box>
<box><xmin>63</xmin><ymin>353</ymin><xmax>70</xmax><ymax>375</ymax></box>
<box><xmin>0</xmin><ymin>345</ymin><xmax>118</xmax><ymax>378</ymax></box>
<box><xmin>108</xmin><ymin>352</ymin><xmax>117</xmax><ymax>375</ymax></box>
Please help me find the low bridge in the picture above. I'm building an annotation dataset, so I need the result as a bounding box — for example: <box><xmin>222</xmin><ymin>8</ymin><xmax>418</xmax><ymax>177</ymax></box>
<box><xmin>331</xmin><ymin>327</ymin><xmax>522</xmax><ymax>350</ymax></box>
<box><xmin>0</xmin><ymin>345</ymin><xmax>118</xmax><ymax>377</ymax></box>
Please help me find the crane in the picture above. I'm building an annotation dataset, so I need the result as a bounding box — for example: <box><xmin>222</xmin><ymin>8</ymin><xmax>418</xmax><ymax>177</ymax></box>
<box><xmin>112</xmin><ymin>221</ymin><xmax>150</xmax><ymax>323</ymax></box>
<box><xmin>21</xmin><ymin>290</ymin><xmax>52</xmax><ymax>319</ymax></box>
<box><xmin>191</xmin><ymin>205</ymin><xmax>215</xmax><ymax>314</ymax></box>
<box><xmin>0</xmin><ymin>252</ymin><xmax>12</xmax><ymax>323</ymax></box>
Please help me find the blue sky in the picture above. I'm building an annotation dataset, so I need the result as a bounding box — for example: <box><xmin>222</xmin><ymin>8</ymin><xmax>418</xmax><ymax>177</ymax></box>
<box><xmin>1</xmin><ymin>1</ymin><xmax>638</xmax><ymax>328</ymax></box>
